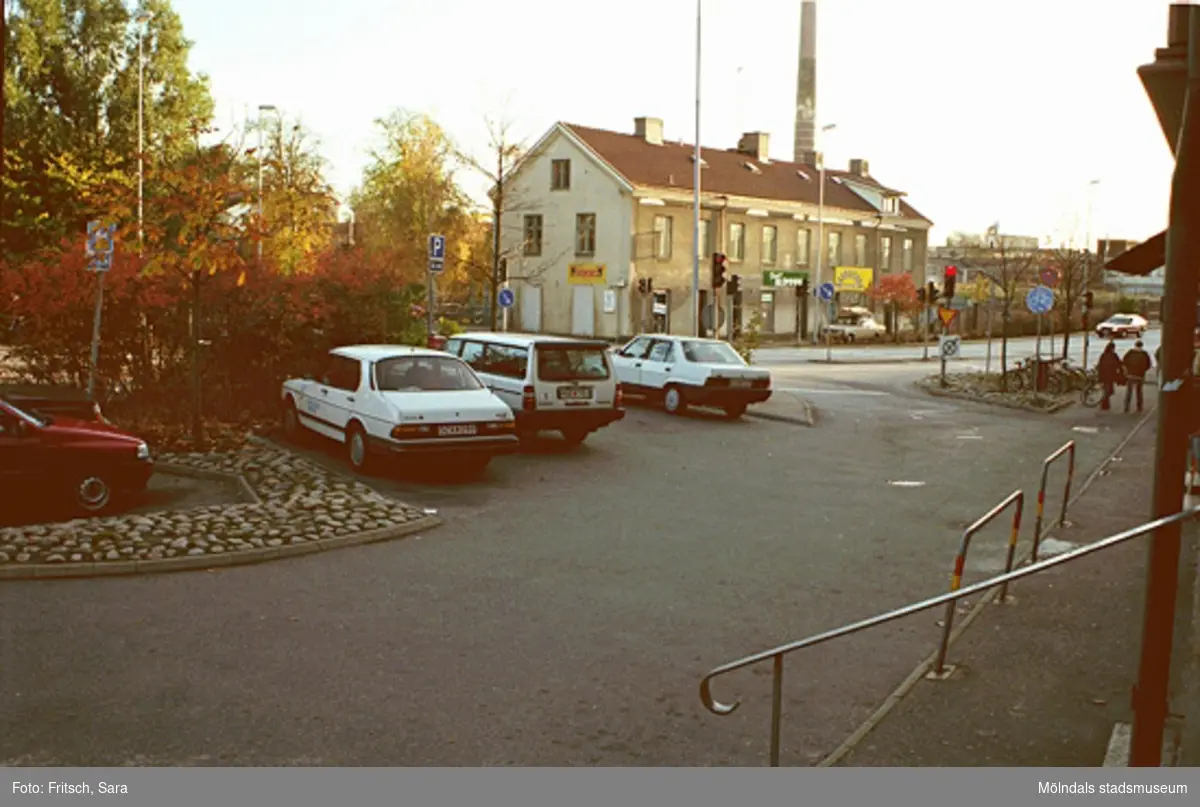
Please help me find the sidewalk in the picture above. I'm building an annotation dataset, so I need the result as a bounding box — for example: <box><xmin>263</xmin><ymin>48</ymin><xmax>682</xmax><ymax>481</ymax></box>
<box><xmin>832</xmin><ymin>408</ymin><xmax>1200</xmax><ymax>766</ymax></box>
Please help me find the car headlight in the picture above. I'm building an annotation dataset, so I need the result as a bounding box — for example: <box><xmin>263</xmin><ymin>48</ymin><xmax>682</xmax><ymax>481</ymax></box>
<box><xmin>136</xmin><ymin>442</ymin><xmax>151</xmax><ymax>460</ymax></box>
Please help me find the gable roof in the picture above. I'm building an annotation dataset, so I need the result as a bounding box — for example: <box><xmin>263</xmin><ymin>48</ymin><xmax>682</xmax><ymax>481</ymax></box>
<box><xmin>560</xmin><ymin>122</ymin><xmax>931</xmax><ymax>224</ymax></box>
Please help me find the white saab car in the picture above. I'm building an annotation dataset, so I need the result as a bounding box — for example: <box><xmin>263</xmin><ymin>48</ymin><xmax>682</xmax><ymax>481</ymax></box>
<box><xmin>280</xmin><ymin>345</ymin><xmax>519</xmax><ymax>475</ymax></box>
<box><xmin>611</xmin><ymin>334</ymin><xmax>772</xmax><ymax>418</ymax></box>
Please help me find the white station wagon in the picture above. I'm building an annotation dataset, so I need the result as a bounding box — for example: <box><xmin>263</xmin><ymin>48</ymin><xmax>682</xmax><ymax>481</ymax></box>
<box><xmin>611</xmin><ymin>334</ymin><xmax>772</xmax><ymax>418</ymax></box>
<box><xmin>280</xmin><ymin>345</ymin><xmax>519</xmax><ymax>475</ymax></box>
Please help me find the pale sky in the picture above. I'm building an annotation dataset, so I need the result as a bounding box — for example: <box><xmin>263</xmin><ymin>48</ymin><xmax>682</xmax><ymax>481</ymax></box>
<box><xmin>174</xmin><ymin>0</ymin><xmax>1181</xmax><ymax>248</ymax></box>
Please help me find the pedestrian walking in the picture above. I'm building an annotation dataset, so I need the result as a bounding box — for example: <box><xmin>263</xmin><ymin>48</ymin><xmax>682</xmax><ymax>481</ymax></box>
<box><xmin>1097</xmin><ymin>341</ymin><xmax>1123</xmax><ymax>411</ymax></box>
<box><xmin>1122</xmin><ymin>340</ymin><xmax>1153</xmax><ymax>413</ymax></box>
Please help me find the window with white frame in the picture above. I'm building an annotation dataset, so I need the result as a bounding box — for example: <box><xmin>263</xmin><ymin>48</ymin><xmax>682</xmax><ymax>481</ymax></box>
<box><xmin>576</xmin><ymin>213</ymin><xmax>596</xmax><ymax>256</ymax></box>
<box><xmin>902</xmin><ymin>237</ymin><xmax>914</xmax><ymax>271</ymax></box>
<box><xmin>523</xmin><ymin>214</ymin><xmax>543</xmax><ymax>257</ymax></box>
<box><xmin>698</xmin><ymin>218</ymin><xmax>713</xmax><ymax>258</ymax></box>
<box><xmin>854</xmin><ymin>233</ymin><xmax>867</xmax><ymax>267</ymax></box>
<box><xmin>880</xmin><ymin>236</ymin><xmax>892</xmax><ymax>271</ymax></box>
<box><xmin>761</xmin><ymin>225</ymin><xmax>778</xmax><ymax>264</ymax></box>
<box><xmin>653</xmin><ymin>215</ymin><xmax>673</xmax><ymax>260</ymax></box>
<box><xmin>729</xmin><ymin>222</ymin><xmax>746</xmax><ymax>261</ymax></box>
<box><xmin>797</xmin><ymin>228</ymin><xmax>811</xmax><ymax>267</ymax></box>
<box><xmin>882</xmin><ymin>195</ymin><xmax>899</xmax><ymax>214</ymax></box>
<box><xmin>828</xmin><ymin>232</ymin><xmax>842</xmax><ymax>268</ymax></box>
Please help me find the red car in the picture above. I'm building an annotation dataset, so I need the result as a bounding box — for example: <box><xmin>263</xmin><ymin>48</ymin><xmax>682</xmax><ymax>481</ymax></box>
<box><xmin>0</xmin><ymin>398</ymin><xmax>154</xmax><ymax>516</ymax></box>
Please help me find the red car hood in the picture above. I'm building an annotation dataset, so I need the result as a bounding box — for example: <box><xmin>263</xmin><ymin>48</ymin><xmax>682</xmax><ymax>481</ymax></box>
<box><xmin>41</xmin><ymin>414</ymin><xmax>145</xmax><ymax>446</ymax></box>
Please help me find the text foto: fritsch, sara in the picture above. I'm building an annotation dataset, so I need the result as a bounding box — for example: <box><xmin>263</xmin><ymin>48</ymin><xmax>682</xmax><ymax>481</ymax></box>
<box><xmin>12</xmin><ymin>781</ymin><xmax>129</xmax><ymax>795</ymax></box>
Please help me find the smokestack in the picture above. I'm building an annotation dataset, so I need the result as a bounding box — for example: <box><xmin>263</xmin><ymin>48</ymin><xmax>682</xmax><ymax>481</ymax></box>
<box><xmin>793</xmin><ymin>1</ymin><xmax>817</xmax><ymax>163</ymax></box>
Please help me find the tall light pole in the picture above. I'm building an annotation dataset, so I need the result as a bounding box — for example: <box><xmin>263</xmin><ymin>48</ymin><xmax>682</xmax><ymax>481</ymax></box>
<box><xmin>257</xmin><ymin>104</ymin><xmax>278</xmax><ymax>266</ymax></box>
<box><xmin>691</xmin><ymin>0</ymin><xmax>702</xmax><ymax>337</ymax></box>
<box><xmin>136</xmin><ymin>10</ymin><xmax>153</xmax><ymax>252</ymax></box>
<box><xmin>1082</xmin><ymin>178</ymin><xmax>1101</xmax><ymax>368</ymax></box>
<box><xmin>814</xmin><ymin>122</ymin><xmax>836</xmax><ymax>354</ymax></box>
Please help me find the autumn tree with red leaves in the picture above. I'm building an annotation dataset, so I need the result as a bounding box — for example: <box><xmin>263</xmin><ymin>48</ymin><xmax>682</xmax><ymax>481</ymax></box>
<box><xmin>869</xmin><ymin>273</ymin><xmax>920</xmax><ymax>342</ymax></box>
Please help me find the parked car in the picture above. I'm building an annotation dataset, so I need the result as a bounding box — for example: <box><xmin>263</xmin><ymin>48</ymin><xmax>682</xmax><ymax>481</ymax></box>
<box><xmin>0</xmin><ymin>398</ymin><xmax>154</xmax><ymax>515</ymax></box>
<box><xmin>1095</xmin><ymin>313</ymin><xmax>1148</xmax><ymax>339</ymax></box>
<box><xmin>442</xmin><ymin>332</ymin><xmax>625</xmax><ymax>445</ymax></box>
<box><xmin>611</xmin><ymin>334</ymin><xmax>772</xmax><ymax>418</ymax></box>
<box><xmin>0</xmin><ymin>383</ymin><xmax>107</xmax><ymax>423</ymax></box>
<box><xmin>279</xmin><ymin>345</ymin><xmax>520</xmax><ymax>475</ymax></box>
<box><xmin>820</xmin><ymin>308</ymin><xmax>887</xmax><ymax>343</ymax></box>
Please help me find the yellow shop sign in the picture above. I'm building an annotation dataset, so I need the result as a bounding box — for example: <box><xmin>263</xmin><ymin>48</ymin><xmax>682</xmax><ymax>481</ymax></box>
<box><xmin>568</xmin><ymin>263</ymin><xmax>607</xmax><ymax>285</ymax></box>
<box><xmin>833</xmin><ymin>266</ymin><xmax>873</xmax><ymax>292</ymax></box>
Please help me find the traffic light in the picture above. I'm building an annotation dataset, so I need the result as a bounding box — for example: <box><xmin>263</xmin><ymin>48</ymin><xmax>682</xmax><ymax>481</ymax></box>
<box><xmin>1084</xmin><ymin>290</ymin><xmax>1094</xmax><ymax>309</ymax></box>
<box><xmin>711</xmin><ymin>253</ymin><xmax>727</xmax><ymax>288</ymax></box>
<box><xmin>917</xmin><ymin>287</ymin><xmax>926</xmax><ymax>304</ymax></box>
<box><xmin>944</xmin><ymin>265</ymin><xmax>957</xmax><ymax>300</ymax></box>
<box><xmin>799</xmin><ymin>278</ymin><xmax>810</xmax><ymax>295</ymax></box>
<box><xmin>927</xmin><ymin>281</ymin><xmax>938</xmax><ymax>302</ymax></box>
<box><xmin>727</xmin><ymin>274</ymin><xmax>741</xmax><ymax>296</ymax></box>
<box><xmin>498</xmin><ymin>257</ymin><xmax>508</xmax><ymax>283</ymax></box>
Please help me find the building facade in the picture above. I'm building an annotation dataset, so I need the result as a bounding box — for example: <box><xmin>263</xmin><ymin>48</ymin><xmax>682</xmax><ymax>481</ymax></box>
<box><xmin>498</xmin><ymin>117</ymin><xmax>933</xmax><ymax>340</ymax></box>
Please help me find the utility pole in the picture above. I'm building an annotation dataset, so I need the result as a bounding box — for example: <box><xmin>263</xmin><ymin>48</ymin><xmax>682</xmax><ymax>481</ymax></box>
<box><xmin>1129</xmin><ymin>2</ymin><xmax>1200</xmax><ymax>767</ymax></box>
<box><xmin>490</xmin><ymin>138</ymin><xmax>503</xmax><ymax>332</ymax></box>
<box><xmin>691</xmin><ymin>0</ymin><xmax>702</xmax><ymax>337</ymax></box>
<box><xmin>1081</xmin><ymin>179</ymin><xmax>1101</xmax><ymax>368</ymax></box>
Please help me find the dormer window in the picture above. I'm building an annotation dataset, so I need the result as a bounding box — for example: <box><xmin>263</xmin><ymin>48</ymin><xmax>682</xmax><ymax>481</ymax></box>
<box><xmin>882</xmin><ymin>196</ymin><xmax>899</xmax><ymax>215</ymax></box>
<box><xmin>743</xmin><ymin>161</ymin><xmax>761</xmax><ymax>174</ymax></box>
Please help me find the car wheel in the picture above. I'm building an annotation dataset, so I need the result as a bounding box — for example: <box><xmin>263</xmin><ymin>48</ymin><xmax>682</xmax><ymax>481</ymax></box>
<box><xmin>73</xmin><ymin>472</ymin><xmax>114</xmax><ymax>515</ymax></box>
<box><xmin>282</xmin><ymin>400</ymin><xmax>302</xmax><ymax>442</ymax></box>
<box><xmin>723</xmin><ymin>403</ymin><xmax>748</xmax><ymax>419</ymax></box>
<box><xmin>346</xmin><ymin>423</ymin><xmax>372</xmax><ymax>472</ymax></box>
<box><xmin>561</xmin><ymin>428</ymin><xmax>589</xmax><ymax>446</ymax></box>
<box><xmin>663</xmin><ymin>385</ymin><xmax>688</xmax><ymax>415</ymax></box>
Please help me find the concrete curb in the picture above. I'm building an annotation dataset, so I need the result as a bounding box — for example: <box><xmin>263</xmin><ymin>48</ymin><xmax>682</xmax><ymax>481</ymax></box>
<box><xmin>746</xmin><ymin>398</ymin><xmax>816</xmax><ymax>428</ymax></box>
<box><xmin>918</xmin><ymin>383</ymin><xmax>1076</xmax><ymax>414</ymax></box>
<box><xmin>0</xmin><ymin>515</ymin><xmax>442</xmax><ymax>581</ymax></box>
<box><xmin>818</xmin><ymin>406</ymin><xmax>1157</xmax><ymax>768</ymax></box>
<box><xmin>153</xmin><ymin>462</ymin><xmax>262</xmax><ymax>505</ymax></box>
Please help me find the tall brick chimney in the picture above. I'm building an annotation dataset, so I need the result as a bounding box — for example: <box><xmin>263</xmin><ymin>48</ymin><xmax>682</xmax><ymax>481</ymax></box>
<box><xmin>793</xmin><ymin>1</ymin><xmax>817</xmax><ymax>162</ymax></box>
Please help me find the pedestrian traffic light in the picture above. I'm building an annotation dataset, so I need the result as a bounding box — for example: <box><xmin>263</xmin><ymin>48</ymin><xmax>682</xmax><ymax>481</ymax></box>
<box><xmin>917</xmin><ymin>287</ymin><xmax>926</xmax><ymax>304</ymax></box>
<box><xmin>499</xmin><ymin>257</ymin><xmax>508</xmax><ymax>283</ymax></box>
<box><xmin>944</xmin><ymin>265</ymin><xmax>957</xmax><ymax>300</ymax></box>
<box><xmin>727</xmin><ymin>273</ymin><xmax>741</xmax><ymax>296</ymax></box>
<box><xmin>711</xmin><ymin>252</ymin><xmax>727</xmax><ymax>289</ymax></box>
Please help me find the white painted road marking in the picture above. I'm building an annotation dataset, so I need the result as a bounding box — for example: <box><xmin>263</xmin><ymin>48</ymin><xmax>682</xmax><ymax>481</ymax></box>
<box><xmin>776</xmin><ymin>387</ymin><xmax>891</xmax><ymax>397</ymax></box>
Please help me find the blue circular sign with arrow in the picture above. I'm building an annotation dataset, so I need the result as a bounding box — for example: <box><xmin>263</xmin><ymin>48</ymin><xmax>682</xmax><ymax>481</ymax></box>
<box><xmin>1025</xmin><ymin>284</ymin><xmax>1055</xmax><ymax>315</ymax></box>
<box><xmin>498</xmin><ymin>288</ymin><xmax>515</xmax><ymax>309</ymax></box>
<box><xmin>817</xmin><ymin>282</ymin><xmax>835</xmax><ymax>301</ymax></box>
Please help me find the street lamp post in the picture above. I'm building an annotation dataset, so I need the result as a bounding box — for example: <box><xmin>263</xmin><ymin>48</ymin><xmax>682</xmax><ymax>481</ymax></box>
<box><xmin>1082</xmin><ymin>178</ymin><xmax>1101</xmax><ymax>368</ymax></box>
<box><xmin>257</xmin><ymin>104</ymin><xmax>278</xmax><ymax>266</ymax></box>
<box><xmin>815</xmin><ymin>123</ymin><xmax>836</xmax><ymax>358</ymax></box>
<box><xmin>691</xmin><ymin>0</ymin><xmax>702</xmax><ymax>337</ymax></box>
<box><xmin>136</xmin><ymin>11</ymin><xmax>153</xmax><ymax>252</ymax></box>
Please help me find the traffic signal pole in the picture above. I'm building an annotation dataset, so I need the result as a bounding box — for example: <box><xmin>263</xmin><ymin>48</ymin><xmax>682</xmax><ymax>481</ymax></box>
<box><xmin>1129</xmin><ymin>3</ymin><xmax>1200</xmax><ymax>767</ymax></box>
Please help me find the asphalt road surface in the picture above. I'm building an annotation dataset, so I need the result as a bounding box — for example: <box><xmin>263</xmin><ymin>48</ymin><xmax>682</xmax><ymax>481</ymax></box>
<box><xmin>0</xmin><ymin>379</ymin><xmax>1144</xmax><ymax>766</ymax></box>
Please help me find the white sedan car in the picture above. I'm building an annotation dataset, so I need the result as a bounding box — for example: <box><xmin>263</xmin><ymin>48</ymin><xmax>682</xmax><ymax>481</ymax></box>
<box><xmin>1095</xmin><ymin>313</ymin><xmax>1148</xmax><ymax>339</ymax></box>
<box><xmin>280</xmin><ymin>345</ymin><xmax>519</xmax><ymax>475</ymax></box>
<box><xmin>611</xmin><ymin>334</ymin><xmax>772</xmax><ymax>418</ymax></box>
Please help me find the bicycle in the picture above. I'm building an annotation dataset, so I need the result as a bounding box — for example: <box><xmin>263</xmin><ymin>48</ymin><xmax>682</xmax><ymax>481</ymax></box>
<box><xmin>1078</xmin><ymin>370</ymin><xmax>1104</xmax><ymax>408</ymax></box>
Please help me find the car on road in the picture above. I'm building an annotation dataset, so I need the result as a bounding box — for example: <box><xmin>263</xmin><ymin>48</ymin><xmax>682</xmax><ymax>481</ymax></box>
<box><xmin>442</xmin><ymin>332</ymin><xmax>625</xmax><ymax>446</ymax></box>
<box><xmin>280</xmin><ymin>345</ymin><xmax>520</xmax><ymax>475</ymax></box>
<box><xmin>611</xmin><ymin>334</ymin><xmax>771</xmax><ymax>418</ymax></box>
<box><xmin>1095</xmin><ymin>313</ymin><xmax>1148</xmax><ymax>339</ymax></box>
<box><xmin>820</xmin><ymin>307</ymin><xmax>887</xmax><ymax>343</ymax></box>
<box><xmin>0</xmin><ymin>398</ymin><xmax>154</xmax><ymax>515</ymax></box>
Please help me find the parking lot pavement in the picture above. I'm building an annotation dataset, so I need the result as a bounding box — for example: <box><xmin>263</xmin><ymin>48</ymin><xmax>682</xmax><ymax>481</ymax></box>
<box><xmin>0</xmin><ymin>398</ymin><xmax>1142</xmax><ymax>766</ymax></box>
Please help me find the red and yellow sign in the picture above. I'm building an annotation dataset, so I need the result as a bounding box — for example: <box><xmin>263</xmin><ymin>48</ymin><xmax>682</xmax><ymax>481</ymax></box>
<box><xmin>568</xmin><ymin>263</ymin><xmax>607</xmax><ymax>285</ymax></box>
<box><xmin>938</xmin><ymin>306</ymin><xmax>959</xmax><ymax>328</ymax></box>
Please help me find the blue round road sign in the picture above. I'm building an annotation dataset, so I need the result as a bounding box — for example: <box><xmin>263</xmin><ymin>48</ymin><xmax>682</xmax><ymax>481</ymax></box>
<box><xmin>817</xmin><ymin>282</ymin><xmax>835</xmax><ymax>301</ymax></box>
<box><xmin>1025</xmin><ymin>284</ymin><xmax>1054</xmax><ymax>315</ymax></box>
<box><xmin>498</xmin><ymin>288</ymin><xmax>515</xmax><ymax>309</ymax></box>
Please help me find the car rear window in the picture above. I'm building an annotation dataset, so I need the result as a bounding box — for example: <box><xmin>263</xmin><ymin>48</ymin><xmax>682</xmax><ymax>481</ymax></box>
<box><xmin>1109</xmin><ymin>316</ymin><xmax>1132</xmax><ymax>324</ymax></box>
<box><xmin>374</xmin><ymin>356</ymin><xmax>484</xmax><ymax>392</ymax></box>
<box><xmin>536</xmin><ymin>345</ymin><xmax>610</xmax><ymax>382</ymax></box>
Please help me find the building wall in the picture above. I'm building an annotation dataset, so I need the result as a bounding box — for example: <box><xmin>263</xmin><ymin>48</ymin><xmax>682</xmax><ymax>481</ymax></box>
<box><xmin>499</xmin><ymin>129</ymin><xmax>631</xmax><ymax>339</ymax></box>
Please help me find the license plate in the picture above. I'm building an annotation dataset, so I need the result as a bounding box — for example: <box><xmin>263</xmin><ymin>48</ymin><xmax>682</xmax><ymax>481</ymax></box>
<box><xmin>731</xmin><ymin>379</ymin><xmax>752</xmax><ymax>389</ymax></box>
<box><xmin>437</xmin><ymin>424</ymin><xmax>478</xmax><ymax>437</ymax></box>
<box><xmin>557</xmin><ymin>386</ymin><xmax>593</xmax><ymax>400</ymax></box>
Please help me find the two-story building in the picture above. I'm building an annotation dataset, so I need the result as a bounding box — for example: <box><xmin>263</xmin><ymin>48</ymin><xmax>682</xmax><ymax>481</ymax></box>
<box><xmin>498</xmin><ymin>116</ymin><xmax>933</xmax><ymax>340</ymax></box>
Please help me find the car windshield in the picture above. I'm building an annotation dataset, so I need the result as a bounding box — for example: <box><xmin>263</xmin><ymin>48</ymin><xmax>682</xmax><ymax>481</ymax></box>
<box><xmin>536</xmin><ymin>345</ymin><xmax>611</xmax><ymax>381</ymax></box>
<box><xmin>681</xmin><ymin>340</ymin><xmax>744</xmax><ymax>365</ymax></box>
<box><xmin>0</xmin><ymin>399</ymin><xmax>45</xmax><ymax>428</ymax></box>
<box><xmin>1108</xmin><ymin>316</ymin><xmax>1132</xmax><ymax>325</ymax></box>
<box><xmin>374</xmin><ymin>356</ymin><xmax>484</xmax><ymax>392</ymax></box>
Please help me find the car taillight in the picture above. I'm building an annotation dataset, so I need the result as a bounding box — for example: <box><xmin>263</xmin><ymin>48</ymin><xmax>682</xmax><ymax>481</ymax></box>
<box><xmin>614</xmin><ymin>384</ymin><xmax>624</xmax><ymax>408</ymax></box>
<box><xmin>522</xmin><ymin>385</ymin><xmax>536</xmax><ymax>411</ymax></box>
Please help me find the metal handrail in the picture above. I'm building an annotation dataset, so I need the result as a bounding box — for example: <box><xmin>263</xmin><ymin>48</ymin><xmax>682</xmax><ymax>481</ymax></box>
<box><xmin>1031</xmin><ymin>441</ymin><xmax>1076</xmax><ymax>562</ymax></box>
<box><xmin>698</xmin><ymin>506</ymin><xmax>1200</xmax><ymax>767</ymax></box>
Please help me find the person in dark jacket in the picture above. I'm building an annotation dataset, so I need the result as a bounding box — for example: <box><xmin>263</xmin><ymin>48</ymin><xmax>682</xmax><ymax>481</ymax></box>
<box><xmin>1097</xmin><ymin>341</ymin><xmax>1123</xmax><ymax>411</ymax></box>
<box><xmin>1122</xmin><ymin>340</ymin><xmax>1153</xmax><ymax>413</ymax></box>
